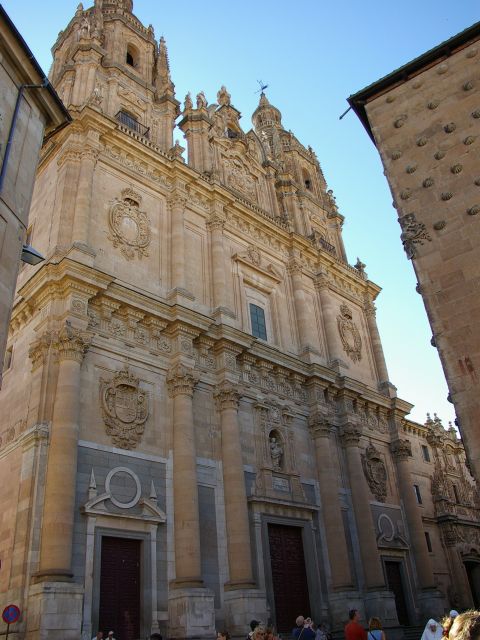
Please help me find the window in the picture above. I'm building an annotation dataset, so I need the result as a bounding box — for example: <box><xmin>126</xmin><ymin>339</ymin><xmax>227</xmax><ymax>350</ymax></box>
<box><xmin>413</xmin><ymin>484</ymin><xmax>423</xmax><ymax>505</ymax></box>
<box><xmin>425</xmin><ymin>531</ymin><xmax>432</xmax><ymax>552</ymax></box>
<box><xmin>250</xmin><ymin>304</ymin><xmax>267</xmax><ymax>341</ymax></box>
<box><xmin>421</xmin><ymin>445</ymin><xmax>430</xmax><ymax>462</ymax></box>
<box><xmin>115</xmin><ymin>110</ymin><xmax>150</xmax><ymax>139</ymax></box>
<box><xmin>3</xmin><ymin>346</ymin><xmax>13</xmax><ymax>372</ymax></box>
<box><xmin>126</xmin><ymin>44</ymin><xmax>139</xmax><ymax>68</ymax></box>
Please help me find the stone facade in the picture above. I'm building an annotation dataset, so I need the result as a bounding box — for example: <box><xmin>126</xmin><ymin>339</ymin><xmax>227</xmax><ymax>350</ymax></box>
<box><xmin>0</xmin><ymin>3</ymin><xmax>478</xmax><ymax>639</ymax></box>
<box><xmin>0</xmin><ymin>7</ymin><xmax>70</xmax><ymax>386</ymax></box>
<box><xmin>348</xmin><ymin>22</ymin><xmax>480</xmax><ymax>483</ymax></box>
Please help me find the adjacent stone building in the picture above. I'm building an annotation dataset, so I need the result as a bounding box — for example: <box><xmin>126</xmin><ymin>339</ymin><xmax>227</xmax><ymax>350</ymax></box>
<box><xmin>0</xmin><ymin>6</ymin><xmax>70</xmax><ymax>385</ymax></box>
<box><xmin>0</xmin><ymin>3</ymin><xmax>478</xmax><ymax>639</ymax></box>
<box><xmin>348</xmin><ymin>22</ymin><xmax>480</xmax><ymax>483</ymax></box>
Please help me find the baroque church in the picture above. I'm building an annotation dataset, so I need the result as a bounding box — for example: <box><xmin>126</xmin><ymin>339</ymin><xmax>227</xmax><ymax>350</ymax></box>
<box><xmin>0</xmin><ymin>1</ymin><xmax>479</xmax><ymax>639</ymax></box>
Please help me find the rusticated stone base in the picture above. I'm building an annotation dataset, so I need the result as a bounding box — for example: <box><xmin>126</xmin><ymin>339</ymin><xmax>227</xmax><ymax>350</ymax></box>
<box><xmin>223</xmin><ymin>588</ymin><xmax>268</xmax><ymax>637</ymax></box>
<box><xmin>168</xmin><ymin>587</ymin><xmax>215</xmax><ymax>639</ymax></box>
<box><xmin>26</xmin><ymin>581</ymin><xmax>83</xmax><ymax>640</ymax></box>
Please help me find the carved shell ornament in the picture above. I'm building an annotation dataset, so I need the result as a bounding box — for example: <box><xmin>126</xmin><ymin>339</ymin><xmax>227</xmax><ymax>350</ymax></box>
<box><xmin>108</xmin><ymin>187</ymin><xmax>151</xmax><ymax>259</ymax></box>
<box><xmin>100</xmin><ymin>367</ymin><xmax>149</xmax><ymax>449</ymax></box>
<box><xmin>337</xmin><ymin>303</ymin><xmax>362</xmax><ymax>362</ymax></box>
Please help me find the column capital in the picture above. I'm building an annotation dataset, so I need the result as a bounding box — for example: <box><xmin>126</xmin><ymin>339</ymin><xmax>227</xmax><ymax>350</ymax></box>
<box><xmin>167</xmin><ymin>191</ymin><xmax>187</xmax><ymax>212</ymax></box>
<box><xmin>29</xmin><ymin>331</ymin><xmax>55</xmax><ymax>371</ymax></box>
<box><xmin>308</xmin><ymin>414</ymin><xmax>332</xmax><ymax>439</ymax></box>
<box><xmin>52</xmin><ymin>322</ymin><xmax>91</xmax><ymax>363</ymax></box>
<box><xmin>206</xmin><ymin>212</ymin><xmax>225</xmax><ymax>231</ymax></box>
<box><xmin>166</xmin><ymin>363</ymin><xmax>198</xmax><ymax>397</ymax></box>
<box><xmin>340</xmin><ymin>422</ymin><xmax>363</xmax><ymax>446</ymax></box>
<box><xmin>287</xmin><ymin>258</ymin><xmax>303</xmax><ymax>277</ymax></box>
<box><xmin>214</xmin><ymin>381</ymin><xmax>240</xmax><ymax>410</ymax></box>
<box><xmin>390</xmin><ymin>438</ymin><xmax>412</xmax><ymax>461</ymax></box>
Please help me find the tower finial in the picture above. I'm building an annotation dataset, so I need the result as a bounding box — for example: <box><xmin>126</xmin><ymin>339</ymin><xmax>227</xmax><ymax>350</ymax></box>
<box><xmin>155</xmin><ymin>36</ymin><xmax>175</xmax><ymax>97</ymax></box>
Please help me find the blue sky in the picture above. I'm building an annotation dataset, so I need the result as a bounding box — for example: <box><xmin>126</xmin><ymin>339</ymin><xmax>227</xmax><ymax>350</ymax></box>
<box><xmin>6</xmin><ymin>0</ymin><xmax>479</xmax><ymax>426</ymax></box>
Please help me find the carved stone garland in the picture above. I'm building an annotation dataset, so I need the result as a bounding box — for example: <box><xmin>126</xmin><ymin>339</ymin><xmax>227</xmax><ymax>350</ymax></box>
<box><xmin>108</xmin><ymin>187</ymin><xmax>151</xmax><ymax>260</ymax></box>
<box><xmin>361</xmin><ymin>442</ymin><xmax>387</xmax><ymax>502</ymax></box>
<box><xmin>100</xmin><ymin>366</ymin><xmax>149</xmax><ymax>449</ymax></box>
<box><xmin>337</xmin><ymin>303</ymin><xmax>362</xmax><ymax>362</ymax></box>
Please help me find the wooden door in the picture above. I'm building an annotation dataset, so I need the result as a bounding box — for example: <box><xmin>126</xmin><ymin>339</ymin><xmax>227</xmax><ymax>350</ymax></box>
<box><xmin>268</xmin><ymin>523</ymin><xmax>310</xmax><ymax>632</ymax></box>
<box><xmin>99</xmin><ymin>536</ymin><xmax>141</xmax><ymax>640</ymax></box>
<box><xmin>385</xmin><ymin>561</ymin><xmax>409</xmax><ymax>626</ymax></box>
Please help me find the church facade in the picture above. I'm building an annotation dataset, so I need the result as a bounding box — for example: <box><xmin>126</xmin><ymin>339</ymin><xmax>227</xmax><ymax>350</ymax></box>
<box><xmin>0</xmin><ymin>2</ymin><xmax>478</xmax><ymax>639</ymax></box>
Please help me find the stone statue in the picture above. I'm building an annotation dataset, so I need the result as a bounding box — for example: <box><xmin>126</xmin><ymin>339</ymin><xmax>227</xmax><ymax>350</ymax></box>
<box><xmin>79</xmin><ymin>15</ymin><xmax>91</xmax><ymax>39</ymax></box>
<box><xmin>217</xmin><ymin>85</ymin><xmax>231</xmax><ymax>107</ymax></box>
<box><xmin>184</xmin><ymin>92</ymin><xmax>193</xmax><ymax>111</ymax></box>
<box><xmin>196</xmin><ymin>91</ymin><xmax>207</xmax><ymax>109</ymax></box>
<box><xmin>269</xmin><ymin>436</ymin><xmax>283</xmax><ymax>471</ymax></box>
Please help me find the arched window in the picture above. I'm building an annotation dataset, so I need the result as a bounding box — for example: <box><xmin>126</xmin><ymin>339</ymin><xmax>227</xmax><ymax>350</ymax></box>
<box><xmin>126</xmin><ymin>44</ymin><xmax>139</xmax><ymax>68</ymax></box>
<box><xmin>303</xmin><ymin>168</ymin><xmax>312</xmax><ymax>191</ymax></box>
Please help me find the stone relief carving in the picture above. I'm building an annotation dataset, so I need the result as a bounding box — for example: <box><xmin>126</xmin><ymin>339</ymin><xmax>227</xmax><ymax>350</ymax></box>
<box><xmin>337</xmin><ymin>303</ymin><xmax>362</xmax><ymax>362</ymax></box>
<box><xmin>399</xmin><ymin>213</ymin><xmax>432</xmax><ymax>259</ymax></box>
<box><xmin>100</xmin><ymin>367</ymin><xmax>149</xmax><ymax>449</ymax></box>
<box><xmin>108</xmin><ymin>187</ymin><xmax>151</xmax><ymax>259</ymax></box>
<box><xmin>224</xmin><ymin>156</ymin><xmax>256</xmax><ymax>200</ymax></box>
<box><xmin>361</xmin><ymin>442</ymin><xmax>387</xmax><ymax>502</ymax></box>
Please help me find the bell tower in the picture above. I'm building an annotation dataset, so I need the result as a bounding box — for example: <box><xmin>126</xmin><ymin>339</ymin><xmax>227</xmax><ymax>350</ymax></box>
<box><xmin>49</xmin><ymin>0</ymin><xmax>179</xmax><ymax>150</ymax></box>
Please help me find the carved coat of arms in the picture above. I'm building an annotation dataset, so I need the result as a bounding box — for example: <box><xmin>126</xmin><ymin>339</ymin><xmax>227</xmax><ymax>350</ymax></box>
<box><xmin>108</xmin><ymin>188</ymin><xmax>151</xmax><ymax>260</ymax></box>
<box><xmin>100</xmin><ymin>367</ymin><xmax>148</xmax><ymax>449</ymax></box>
<box><xmin>337</xmin><ymin>303</ymin><xmax>362</xmax><ymax>362</ymax></box>
<box><xmin>362</xmin><ymin>442</ymin><xmax>387</xmax><ymax>502</ymax></box>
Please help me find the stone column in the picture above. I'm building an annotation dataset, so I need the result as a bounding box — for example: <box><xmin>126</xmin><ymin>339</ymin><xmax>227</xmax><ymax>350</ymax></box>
<box><xmin>310</xmin><ymin>416</ymin><xmax>353</xmax><ymax>591</ymax></box>
<box><xmin>364</xmin><ymin>299</ymin><xmax>390</xmax><ymax>387</ymax></box>
<box><xmin>207</xmin><ymin>209</ymin><xmax>227</xmax><ymax>312</ymax></box>
<box><xmin>391</xmin><ymin>439</ymin><xmax>444</xmax><ymax>617</ymax></box>
<box><xmin>72</xmin><ymin>146</ymin><xmax>98</xmax><ymax>248</ymax></box>
<box><xmin>289</xmin><ymin>259</ymin><xmax>314</xmax><ymax>353</ymax></box>
<box><xmin>341</xmin><ymin>423</ymin><xmax>385</xmax><ymax>590</ymax></box>
<box><xmin>36</xmin><ymin>323</ymin><xmax>90</xmax><ymax>580</ymax></box>
<box><xmin>391</xmin><ymin>439</ymin><xmax>434</xmax><ymax>587</ymax></box>
<box><xmin>215</xmin><ymin>382</ymin><xmax>254</xmax><ymax>588</ymax></box>
<box><xmin>214</xmin><ymin>381</ymin><xmax>267</xmax><ymax>633</ymax></box>
<box><xmin>315</xmin><ymin>272</ymin><xmax>345</xmax><ymax>367</ymax></box>
<box><xmin>166</xmin><ymin>363</ymin><xmax>202</xmax><ymax>587</ymax></box>
<box><xmin>166</xmin><ymin>363</ymin><xmax>215</xmax><ymax>640</ymax></box>
<box><xmin>168</xmin><ymin>195</ymin><xmax>194</xmax><ymax>303</ymax></box>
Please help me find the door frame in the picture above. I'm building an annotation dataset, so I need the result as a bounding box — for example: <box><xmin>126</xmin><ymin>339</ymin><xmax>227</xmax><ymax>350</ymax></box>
<box><xmin>91</xmin><ymin>527</ymin><xmax>151</xmax><ymax>639</ymax></box>
<box><xmin>381</xmin><ymin>555</ymin><xmax>415</xmax><ymax>626</ymax></box>
<box><xmin>261</xmin><ymin>515</ymin><xmax>321</xmax><ymax>627</ymax></box>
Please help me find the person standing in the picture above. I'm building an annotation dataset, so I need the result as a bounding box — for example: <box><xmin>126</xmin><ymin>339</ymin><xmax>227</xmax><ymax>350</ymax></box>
<box><xmin>368</xmin><ymin>617</ymin><xmax>386</xmax><ymax>640</ymax></box>
<box><xmin>421</xmin><ymin>619</ymin><xmax>443</xmax><ymax>640</ymax></box>
<box><xmin>345</xmin><ymin>609</ymin><xmax>367</xmax><ymax>640</ymax></box>
<box><xmin>91</xmin><ymin>633</ymin><xmax>103</xmax><ymax>640</ymax></box>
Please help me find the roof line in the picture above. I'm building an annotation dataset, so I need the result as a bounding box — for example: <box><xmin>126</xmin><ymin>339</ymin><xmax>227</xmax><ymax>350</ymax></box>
<box><xmin>347</xmin><ymin>20</ymin><xmax>480</xmax><ymax>142</ymax></box>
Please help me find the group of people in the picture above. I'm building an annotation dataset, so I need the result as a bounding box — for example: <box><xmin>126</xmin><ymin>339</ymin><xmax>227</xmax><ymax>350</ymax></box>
<box><xmin>421</xmin><ymin>610</ymin><xmax>480</xmax><ymax>640</ymax></box>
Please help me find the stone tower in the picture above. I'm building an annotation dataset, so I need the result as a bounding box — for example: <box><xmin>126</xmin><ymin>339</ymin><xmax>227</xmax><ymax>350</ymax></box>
<box><xmin>0</xmin><ymin>2</ymin><xmax>477</xmax><ymax>640</ymax></box>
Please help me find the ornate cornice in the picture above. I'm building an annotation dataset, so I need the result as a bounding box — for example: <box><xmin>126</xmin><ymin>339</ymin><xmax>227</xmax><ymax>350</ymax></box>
<box><xmin>390</xmin><ymin>438</ymin><xmax>412</xmax><ymax>461</ymax></box>
<box><xmin>214</xmin><ymin>381</ymin><xmax>240</xmax><ymax>410</ymax></box>
<box><xmin>166</xmin><ymin>363</ymin><xmax>198</xmax><ymax>397</ymax></box>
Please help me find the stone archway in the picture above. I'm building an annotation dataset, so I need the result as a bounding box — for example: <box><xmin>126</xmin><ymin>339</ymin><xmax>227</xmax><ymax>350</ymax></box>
<box><xmin>463</xmin><ymin>552</ymin><xmax>480</xmax><ymax>607</ymax></box>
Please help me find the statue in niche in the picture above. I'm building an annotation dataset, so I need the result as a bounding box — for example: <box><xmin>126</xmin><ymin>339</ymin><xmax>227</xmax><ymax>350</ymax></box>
<box><xmin>269</xmin><ymin>434</ymin><xmax>284</xmax><ymax>471</ymax></box>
